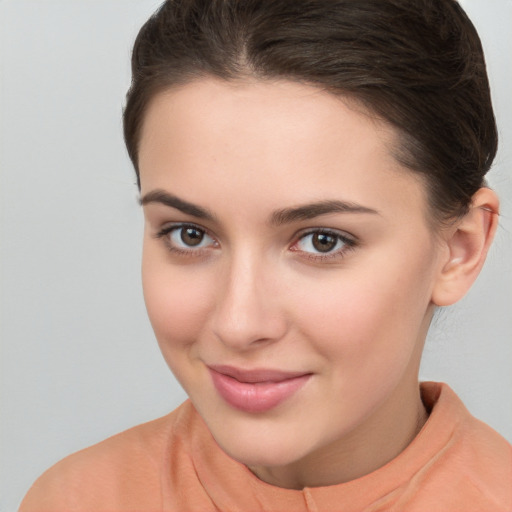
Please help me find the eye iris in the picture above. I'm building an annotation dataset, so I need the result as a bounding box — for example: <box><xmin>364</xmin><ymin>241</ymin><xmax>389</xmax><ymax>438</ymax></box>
<box><xmin>312</xmin><ymin>233</ymin><xmax>337</xmax><ymax>252</ymax></box>
<box><xmin>181</xmin><ymin>227</ymin><xmax>204</xmax><ymax>246</ymax></box>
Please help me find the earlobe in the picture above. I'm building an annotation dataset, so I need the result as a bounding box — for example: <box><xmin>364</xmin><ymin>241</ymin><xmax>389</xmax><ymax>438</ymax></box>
<box><xmin>432</xmin><ymin>188</ymin><xmax>499</xmax><ymax>307</ymax></box>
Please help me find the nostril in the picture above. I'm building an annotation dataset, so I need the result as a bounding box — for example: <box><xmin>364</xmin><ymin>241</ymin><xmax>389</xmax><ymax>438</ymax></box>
<box><xmin>209</xmin><ymin>258</ymin><xmax>288</xmax><ymax>348</ymax></box>
<box><xmin>211</xmin><ymin>300</ymin><xmax>287</xmax><ymax>349</ymax></box>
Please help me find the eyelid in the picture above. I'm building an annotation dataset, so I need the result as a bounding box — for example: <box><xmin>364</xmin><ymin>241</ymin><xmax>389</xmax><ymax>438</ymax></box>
<box><xmin>153</xmin><ymin>222</ymin><xmax>357</xmax><ymax>261</ymax></box>
<box><xmin>154</xmin><ymin>222</ymin><xmax>219</xmax><ymax>255</ymax></box>
<box><xmin>294</xmin><ymin>226</ymin><xmax>357</xmax><ymax>243</ymax></box>
<box><xmin>290</xmin><ymin>227</ymin><xmax>357</xmax><ymax>260</ymax></box>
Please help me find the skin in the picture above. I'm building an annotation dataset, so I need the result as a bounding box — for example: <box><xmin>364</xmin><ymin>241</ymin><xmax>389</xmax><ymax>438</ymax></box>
<box><xmin>138</xmin><ymin>78</ymin><xmax>498</xmax><ymax>489</ymax></box>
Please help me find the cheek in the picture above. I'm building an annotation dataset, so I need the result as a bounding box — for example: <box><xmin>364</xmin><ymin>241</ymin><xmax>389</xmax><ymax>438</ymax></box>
<box><xmin>290</xmin><ymin>277</ymin><xmax>400</xmax><ymax>358</ymax></box>
<box><xmin>141</xmin><ymin>248</ymin><xmax>213</xmax><ymax>357</ymax></box>
<box><xmin>289</xmin><ymin>248</ymin><xmax>435</xmax><ymax>371</ymax></box>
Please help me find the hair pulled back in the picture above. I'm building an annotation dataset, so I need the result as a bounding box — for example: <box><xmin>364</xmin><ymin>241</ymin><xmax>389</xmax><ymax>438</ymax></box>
<box><xmin>123</xmin><ymin>0</ymin><xmax>497</xmax><ymax>223</ymax></box>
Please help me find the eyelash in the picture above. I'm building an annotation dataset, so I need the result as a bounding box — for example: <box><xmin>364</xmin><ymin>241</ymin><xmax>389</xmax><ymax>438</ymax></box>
<box><xmin>290</xmin><ymin>229</ymin><xmax>357</xmax><ymax>261</ymax></box>
<box><xmin>154</xmin><ymin>223</ymin><xmax>357</xmax><ymax>262</ymax></box>
<box><xmin>154</xmin><ymin>223</ymin><xmax>218</xmax><ymax>257</ymax></box>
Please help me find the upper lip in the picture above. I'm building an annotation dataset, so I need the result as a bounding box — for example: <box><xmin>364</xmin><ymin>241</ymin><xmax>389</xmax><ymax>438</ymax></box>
<box><xmin>208</xmin><ymin>364</ymin><xmax>311</xmax><ymax>383</ymax></box>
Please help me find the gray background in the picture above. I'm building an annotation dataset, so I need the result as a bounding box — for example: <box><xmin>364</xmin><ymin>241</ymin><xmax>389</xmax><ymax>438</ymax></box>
<box><xmin>0</xmin><ymin>1</ymin><xmax>510</xmax><ymax>510</ymax></box>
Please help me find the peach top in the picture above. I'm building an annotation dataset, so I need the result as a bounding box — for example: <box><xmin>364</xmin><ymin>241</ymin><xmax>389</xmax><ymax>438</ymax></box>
<box><xmin>20</xmin><ymin>382</ymin><xmax>512</xmax><ymax>511</ymax></box>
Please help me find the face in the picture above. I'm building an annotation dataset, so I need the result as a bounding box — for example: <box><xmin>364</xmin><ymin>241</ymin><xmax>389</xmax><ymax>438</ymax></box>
<box><xmin>138</xmin><ymin>78</ymin><xmax>445</xmax><ymax>486</ymax></box>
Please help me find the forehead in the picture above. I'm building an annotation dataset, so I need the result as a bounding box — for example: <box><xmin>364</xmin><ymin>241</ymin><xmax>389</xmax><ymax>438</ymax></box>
<box><xmin>138</xmin><ymin>78</ymin><xmax>429</xmax><ymax>224</ymax></box>
<box><xmin>140</xmin><ymin>78</ymin><xmax>393</xmax><ymax>164</ymax></box>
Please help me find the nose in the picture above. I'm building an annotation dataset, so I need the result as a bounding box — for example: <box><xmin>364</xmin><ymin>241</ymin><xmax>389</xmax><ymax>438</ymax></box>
<box><xmin>210</xmin><ymin>252</ymin><xmax>288</xmax><ymax>350</ymax></box>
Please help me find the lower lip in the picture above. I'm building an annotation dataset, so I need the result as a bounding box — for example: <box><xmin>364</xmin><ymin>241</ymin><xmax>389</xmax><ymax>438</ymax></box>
<box><xmin>209</xmin><ymin>370</ymin><xmax>311</xmax><ymax>413</ymax></box>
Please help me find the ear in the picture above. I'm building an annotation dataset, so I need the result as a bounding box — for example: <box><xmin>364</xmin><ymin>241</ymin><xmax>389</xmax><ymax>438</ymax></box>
<box><xmin>432</xmin><ymin>188</ymin><xmax>499</xmax><ymax>307</ymax></box>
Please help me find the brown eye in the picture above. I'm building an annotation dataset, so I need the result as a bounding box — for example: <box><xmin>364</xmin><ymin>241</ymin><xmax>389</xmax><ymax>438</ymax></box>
<box><xmin>181</xmin><ymin>227</ymin><xmax>204</xmax><ymax>246</ymax></box>
<box><xmin>162</xmin><ymin>224</ymin><xmax>216</xmax><ymax>251</ymax></box>
<box><xmin>312</xmin><ymin>233</ymin><xmax>338</xmax><ymax>253</ymax></box>
<box><xmin>294</xmin><ymin>229</ymin><xmax>355</xmax><ymax>258</ymax></box>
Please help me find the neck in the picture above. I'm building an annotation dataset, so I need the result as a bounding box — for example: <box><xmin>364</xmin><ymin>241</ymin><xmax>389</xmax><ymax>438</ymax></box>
<box><xmin>250</xmin><ymin>379</ymin><xmax>428</xmax><ymax>490</ymax></box>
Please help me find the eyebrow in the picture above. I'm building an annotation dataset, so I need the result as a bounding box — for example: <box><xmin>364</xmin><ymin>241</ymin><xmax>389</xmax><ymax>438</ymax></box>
<box><xmin>140</xmin><ymin>189</ymin><xmax>379</xmax><ymax>225</ymax></box>
<box><xmin>139</xmin><ymin>189</ymin><xmax>216</xmax><ymax>221</ymax></box>
<box><xmin>270</xmin><ymin>200</ymin><xmax>379</xmax><ymax>226</ymax></box>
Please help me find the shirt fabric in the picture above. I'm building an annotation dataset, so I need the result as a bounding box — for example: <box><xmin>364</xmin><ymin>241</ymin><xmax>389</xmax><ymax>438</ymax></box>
<box><xmin>20</xmin><ymin>382</ymin><xmax>512</xmax><ymax>511</ymax></box>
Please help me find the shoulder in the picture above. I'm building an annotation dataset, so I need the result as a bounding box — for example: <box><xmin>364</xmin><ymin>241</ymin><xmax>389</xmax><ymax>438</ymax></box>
<box><xmin>19</xmin><ymin>401</ymin><xmax>194</xmax><ymax>512</ymax></box>
<box><xmin>412</xmin><ymin>382</ymin><xmax>512</xmax><ymax>510</ymax></box>
<box><xmin>423</xmin><ymin>382</ymin><xmax>511</xmax><ymax>467</ymax></box>
<box><xmin>452</xmin><ymin>403</ymin><xmax>512</xmax><ymax>503</ymax></box>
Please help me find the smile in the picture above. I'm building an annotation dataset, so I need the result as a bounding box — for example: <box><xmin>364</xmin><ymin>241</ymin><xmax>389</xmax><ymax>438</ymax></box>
<box><xmin>208</xmin><ymin>365</ymin><xmax>312</xmax><ymax>413</ymax></box>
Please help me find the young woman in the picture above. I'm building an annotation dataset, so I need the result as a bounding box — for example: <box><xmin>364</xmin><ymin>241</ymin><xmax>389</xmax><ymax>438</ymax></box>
<box><xmin>20</xmin><ymin>0</ymin><xmax>512</xmax><ymax>510</ymax></box>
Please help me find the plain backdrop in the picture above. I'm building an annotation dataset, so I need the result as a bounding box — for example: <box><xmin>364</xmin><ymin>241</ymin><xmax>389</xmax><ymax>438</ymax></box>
<box><xmin>0</xmin><ymin>1</ymin><xmax>510</xmax><ymax>510</ymax></box>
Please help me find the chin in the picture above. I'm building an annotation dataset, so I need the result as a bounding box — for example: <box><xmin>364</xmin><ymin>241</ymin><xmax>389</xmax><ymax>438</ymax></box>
<box><xmin>223</xmin><ymin>440</ymin><xmax>300</xmax><ymax>469</ymax></box>
<box><xmin>208</xmin><ymin>418</ymin><xmax>313</xmax><ymax>469</ymax></box>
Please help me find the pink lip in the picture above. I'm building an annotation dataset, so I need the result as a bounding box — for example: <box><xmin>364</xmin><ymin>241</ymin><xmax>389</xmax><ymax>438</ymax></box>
<box><xmin>208</xmin><ymin>365</ymin><xmax>312</xmax><ymax>413</ymax></box>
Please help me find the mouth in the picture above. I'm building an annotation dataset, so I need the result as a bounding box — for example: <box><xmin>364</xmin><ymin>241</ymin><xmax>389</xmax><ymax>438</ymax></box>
<box><xmin>208</xmin><ymin>365</ymin><xmax>312</xmax><ymax>413</ymax></box>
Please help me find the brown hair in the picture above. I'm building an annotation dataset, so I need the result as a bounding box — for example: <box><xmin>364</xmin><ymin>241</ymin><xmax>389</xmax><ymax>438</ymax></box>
<box><xmin>123</xmin><ymin>0</ymin><xmax>497</xmax><ymax>222</ymax></box>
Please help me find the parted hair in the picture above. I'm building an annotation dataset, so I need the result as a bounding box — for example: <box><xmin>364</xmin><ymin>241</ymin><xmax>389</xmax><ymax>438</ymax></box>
<box><xmin>123</xmin><ymin>0</ymin><xmax>497</xmax><ymax>223</ymax></box>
